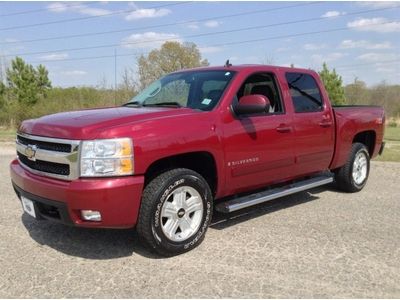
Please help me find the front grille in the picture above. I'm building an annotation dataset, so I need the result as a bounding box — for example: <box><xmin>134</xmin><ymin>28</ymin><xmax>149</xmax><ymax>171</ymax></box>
<box><xmin>16</xmin><ymin>133</ymin><xmax>80</xmax><ymax>180</ymax></box>
<box><xmin>17</xmin><ymin>135</ymin><xmax>71</xmax><ymax>153</ymax></box>
<box><xmin>18</xmin><ymin>153</ymin><xmax>70</xmax><ymax>176</ymax></box>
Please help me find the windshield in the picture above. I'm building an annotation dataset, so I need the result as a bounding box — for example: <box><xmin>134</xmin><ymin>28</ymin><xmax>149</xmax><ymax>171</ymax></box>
<box><xmin>128</xmin><ymin>70</ymin><xmax>236</xmax><ymax>111</ymax></box>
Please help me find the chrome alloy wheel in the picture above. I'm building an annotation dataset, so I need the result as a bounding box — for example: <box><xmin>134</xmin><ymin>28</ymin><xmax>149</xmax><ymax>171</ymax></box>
<box><xmin>352</xmin><ymin>152</ymin><xmax>368</xmax><ymax>185</ymax></box>
<box><xmin>160</xmin><ymin>186</ymin><xmax>204</xmax><ymax>242</ymax></box>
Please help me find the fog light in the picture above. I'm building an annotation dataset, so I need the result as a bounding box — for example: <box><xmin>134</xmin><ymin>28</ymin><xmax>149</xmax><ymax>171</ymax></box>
<box><xmin>81</xmin><ymin>210</ymin><xmax>101</xmax><ymax>221</ymax></box>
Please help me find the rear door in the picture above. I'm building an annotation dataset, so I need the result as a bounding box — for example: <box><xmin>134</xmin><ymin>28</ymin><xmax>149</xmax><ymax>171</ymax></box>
<box><xmin>284</xmin><ymin>72</ymin><xmax>335</xmax><ymax>175</ymax></box>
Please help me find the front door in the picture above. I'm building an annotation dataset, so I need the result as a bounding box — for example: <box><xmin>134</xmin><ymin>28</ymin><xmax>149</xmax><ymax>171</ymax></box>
<box><xmin>222</xmin><ymin>72</ymin><xmax>296</xmax><ymax>195</ymax></box>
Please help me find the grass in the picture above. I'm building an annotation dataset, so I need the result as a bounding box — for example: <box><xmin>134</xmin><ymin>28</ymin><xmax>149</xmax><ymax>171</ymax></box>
<box><xmin>384</xmin><ymin>126</ymin><xmax>400</xmax><ymax>142</ymax></box>
<box><xmin>376</xmin><ymin>126</ymin><xmax>400</xmax><ymax>162</ymax></box>
<box><xmin>0</xmin><ymin>128</ymin><xmax>16</xmax><ymax>143</ymax></box>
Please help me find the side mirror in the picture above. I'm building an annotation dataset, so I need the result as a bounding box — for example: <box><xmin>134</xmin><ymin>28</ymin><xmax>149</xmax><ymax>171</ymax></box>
<box><xmin>235</xmin><ymin>94</ymin><xmax>270</xmax><ymax>115</ymax></box>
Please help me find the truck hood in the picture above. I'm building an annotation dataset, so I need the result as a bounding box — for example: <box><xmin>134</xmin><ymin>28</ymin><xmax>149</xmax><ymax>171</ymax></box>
<box><xmin>19</xmin><ymin>106</ymin><xmax>195</xmax><ymax>140</ymax></box>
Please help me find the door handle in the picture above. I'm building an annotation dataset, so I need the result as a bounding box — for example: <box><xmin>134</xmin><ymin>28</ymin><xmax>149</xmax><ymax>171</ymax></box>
<box><xmin>276</xmin><ymin>124</ymin><xmax>292</xmax><ymax>133</ymax></box>
<box><xmin>319</xmin><ymin>120</ymin><xmax>333</xmax><ymax>127</ymax></box>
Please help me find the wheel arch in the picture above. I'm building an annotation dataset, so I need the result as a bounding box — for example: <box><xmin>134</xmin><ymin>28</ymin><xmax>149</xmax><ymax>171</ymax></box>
<box><xmin>352</xmin><ymin>130</ymin><xmax>376</xmax><ymax>156</ymax></box>
<box><xmin>144</xmin><ymin>151</ymin><xmax>218</xmax><ymax>196</ymax></box>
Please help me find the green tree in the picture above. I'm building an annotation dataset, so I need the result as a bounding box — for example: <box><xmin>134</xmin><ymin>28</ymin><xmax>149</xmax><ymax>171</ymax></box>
<box><xmin>319</xmin><ymin>62</ymin><xmax>345</xmax><ymax>105</ymax></box>
<box><xmin>0</xmin><ymin>81</ymin><xmax>5</xmax><ymax>96</ymax></box>
<box><xmin>0</xmin><ymin>81</ymin><xmax>5</xmax><ymax>108</ymax></box>
<box><xmin>6</xmin><ymin>57</ymin><xmax>51</xmax><ymax>106</ymax></box>
<box><xmin>137</xmin><ymin>41</ymin><xmax>209</xmax><ymax>89</ymax></box>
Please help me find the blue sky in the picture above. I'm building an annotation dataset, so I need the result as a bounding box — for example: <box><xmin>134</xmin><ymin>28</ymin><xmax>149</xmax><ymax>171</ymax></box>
<box><xmin>0</xmin><ymin>1</ymin><xmax>399</xmax><ymax>88</ymax></box>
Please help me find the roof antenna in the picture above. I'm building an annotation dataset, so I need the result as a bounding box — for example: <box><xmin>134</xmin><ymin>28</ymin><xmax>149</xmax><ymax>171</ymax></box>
<box><xmin>225</xmin><ymin>59</ymin><xmax>232</xmax><ymax>67</ymax></box>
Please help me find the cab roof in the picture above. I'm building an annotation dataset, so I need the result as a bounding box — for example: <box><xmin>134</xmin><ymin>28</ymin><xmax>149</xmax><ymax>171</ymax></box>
<box><xmin>172</xmin><ymin>64</ymin><xmax>318</xmax><ymax>76</ymax></box>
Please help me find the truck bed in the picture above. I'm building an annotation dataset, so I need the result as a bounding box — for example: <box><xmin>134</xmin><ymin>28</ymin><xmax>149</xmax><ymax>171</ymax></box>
<box><xmin>330</xmin><ymin>105</ymin><xmax>385</xmax><ymax>170</ymax></box>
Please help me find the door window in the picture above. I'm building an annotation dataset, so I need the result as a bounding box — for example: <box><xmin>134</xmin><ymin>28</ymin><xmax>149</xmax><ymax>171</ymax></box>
<box><xmin>236</xmin><ymin>73</ymin><xmax>284</xmax><ymax>114</ymax></box>
<box><xmin>285</xmin><ymin>73</ymin><xmax>323</xmax><ymax>113</ymax></box>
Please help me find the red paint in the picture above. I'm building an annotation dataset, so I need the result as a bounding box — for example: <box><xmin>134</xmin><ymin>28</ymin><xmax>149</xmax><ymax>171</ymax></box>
<box><xmin>10</xmin><ymin>65</ymin><xmax>385</xmax><ymax>228</ymax></box>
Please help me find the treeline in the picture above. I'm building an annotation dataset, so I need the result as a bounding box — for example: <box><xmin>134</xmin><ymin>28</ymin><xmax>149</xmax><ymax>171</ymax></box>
<box><xmin>0</xmin><ymin>57</ymin><xmax>136</xmax><ymax>128</ymax></box>
<box><xmin>0</xmin><ymin>87</ymin><xmax>136</xmax><ymax>128</ymax></box>
<box><xmin>1</xmin><ymin>42</ymin><xmax>399</xmax><ymax>129</ymax></box>
<box><xmin>344</xmin><ymin>80</ymin><xmax>400</xmax><ymax>125</ymax></box>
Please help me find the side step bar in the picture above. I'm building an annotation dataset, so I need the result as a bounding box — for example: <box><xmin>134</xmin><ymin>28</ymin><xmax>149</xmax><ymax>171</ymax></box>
<box><xmin>215</xmin><ymin>174</ymin><xmax>334</xmax><ymax>213</ymax></box>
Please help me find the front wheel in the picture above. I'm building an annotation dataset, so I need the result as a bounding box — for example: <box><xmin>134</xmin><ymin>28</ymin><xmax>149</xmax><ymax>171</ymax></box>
<box><xmin>137</xmin><ymin>168</ymin><xmax>213</xmax><ymax>256</ymax></box>
<box><xmin>334</xmin><ymin>142</ymin><xmax>370</xmax><ymax>193</ymax></box>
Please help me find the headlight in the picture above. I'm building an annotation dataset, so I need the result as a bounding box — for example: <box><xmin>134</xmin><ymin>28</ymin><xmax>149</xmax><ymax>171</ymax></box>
<box><xmin>80</xmin><ymin>138</ymin><xmax>133</xmax><ymax>177</ymax></box>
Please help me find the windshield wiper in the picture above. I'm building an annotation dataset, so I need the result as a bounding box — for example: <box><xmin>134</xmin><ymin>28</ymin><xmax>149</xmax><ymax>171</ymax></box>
<box><xmin>143</xmin><ymin>102</ymin><xmax>182</xmax><ymax>108</ymax></box>
<box><xmin>122</xmin><ymin>101</ymin><xmax>143</xmax><ymax>107</ymax></box>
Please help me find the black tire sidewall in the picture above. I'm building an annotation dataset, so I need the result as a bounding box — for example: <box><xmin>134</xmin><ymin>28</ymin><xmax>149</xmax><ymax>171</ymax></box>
<box><xmin>150</xmin><ymin>172</ymin><xmax>212</xmax><ymax>254</ymax></box>
<box><xmin>350</xmin><ymin>146</ymin><xmax>370</xmax><ymax>190</ymax></box>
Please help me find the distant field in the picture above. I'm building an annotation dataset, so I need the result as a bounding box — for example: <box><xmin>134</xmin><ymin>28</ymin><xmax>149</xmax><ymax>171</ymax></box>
<box><xmin>384</xmin><ymin>126</ymin><xmax>400</xmax><ymax>142</ymax></box>
<box><xmin>0</xmin><ymin>129</ymin><xmax>16</xmax><ymax>143</ymax></box>
<box><xmin>0</xmin><ymin>126</ymin><xmax>399</xmax><ymax>161</ymax></box>
<box><xmin>377</xmin><ymin>126</ymin><xmax>400</xmax><ymax>162</ymax></box>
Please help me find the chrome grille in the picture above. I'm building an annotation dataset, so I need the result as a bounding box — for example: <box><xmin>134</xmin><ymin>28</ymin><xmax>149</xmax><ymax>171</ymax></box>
<box><xmin>17</xmin><ymin>135</ymin><xmax>71</xmax><ymax>153</ymax></box>
<box><xmin>16</xmin><ymin>133</ymin><xmax>80</xmax><ymax>180</ymax></box>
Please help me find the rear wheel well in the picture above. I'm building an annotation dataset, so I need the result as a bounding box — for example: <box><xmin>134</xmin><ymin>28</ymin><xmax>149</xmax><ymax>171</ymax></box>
<box><xmin>144</xmin><ymin>152</ymin><xmax>218</xmax><ymax>195</ymax></box>
<box><xmin>353</xmin><ymin>130</ymin><xmax>376</xmax><ymax>156</ymax></box>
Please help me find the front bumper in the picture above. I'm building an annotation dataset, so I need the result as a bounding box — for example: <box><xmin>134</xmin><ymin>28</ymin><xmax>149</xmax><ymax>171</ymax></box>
<box><xmin>10</xmin><ymin>159</ymin><xmax>145</xmax><ymax>228</ymax></box>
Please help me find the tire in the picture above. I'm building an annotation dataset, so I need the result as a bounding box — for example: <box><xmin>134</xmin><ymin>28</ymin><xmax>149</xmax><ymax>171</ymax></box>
<box><xmin>137</xmin><ymin>168</ymin><xmax>213</xmax><ymax>256</ymax></box>
<box><xmin>334</xmin><ymin>142</ymin><xmax>370</xmax><ymax>193</ymax></box>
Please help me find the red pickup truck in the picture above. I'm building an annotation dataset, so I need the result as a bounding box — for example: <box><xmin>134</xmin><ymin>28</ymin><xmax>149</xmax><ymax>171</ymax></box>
<box><xmin>10</xmin><ymin>65</ymin><xmax>385</xmax><ymax>256</ymax></box>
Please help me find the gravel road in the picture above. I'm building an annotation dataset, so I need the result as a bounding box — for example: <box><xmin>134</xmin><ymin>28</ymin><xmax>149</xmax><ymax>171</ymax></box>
<box><xmin>0</xmin><ymin>146</ymin><xmax>399</xmax><ymax>298</ymax></box>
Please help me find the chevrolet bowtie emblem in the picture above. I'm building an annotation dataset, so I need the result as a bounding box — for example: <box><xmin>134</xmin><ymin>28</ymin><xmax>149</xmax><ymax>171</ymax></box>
<box><xmin>25</xmin><ymin>145</ymin><xmax>37</xmax><ymax>161</ymax></box>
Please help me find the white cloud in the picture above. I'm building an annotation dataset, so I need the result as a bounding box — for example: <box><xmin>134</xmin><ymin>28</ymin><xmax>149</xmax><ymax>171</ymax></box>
<box><xmin>199</xmin><ymin>46</ymin><xmax>223</xmax><ymax>54</ymax></box>
<box><xmin>321</xmin><ymin>11</ymin><xmax>343</xmax><ymax>18</ymax></box>
<box><xmin>47</xmin><ymin>2</ymin><xmax>112</xmax><ymax>16</ymax></box>
<box><xmin>339</xmin><ymin>39</ymin><xmax>392</xmax><ymax>49</ymax></box>
<box><xmin>311</xmin><ymin>52</ymin><xmax>346</xmax><ymax>64</ymax></box>
<box><xmin>61</xmin><ymin>70</ymin><xmax>87</xmax><ymax>76</ymax></box>
<box><xmin>47</xmin><ymin>2</ymin><xmax>68</xmax><ymax>13</ymax></box>
<box><xmin>275</xmin><ymin>47</ymin><xmax>290</xmax><ymax>53</ymax></box>
<box><xmin>357</xmin><ymin>52</ymin><xmax>399</xmax><ymax>62</ymax></box>
<box><xmin>375</xmin><ymin>65</ymin><xmax>397</xmax><ymax>73</ymax></box>
<box><xmin>187</xmin><ymin>20</ymin><xmax>222</xmax><ymax>30</ymax></box>
<box><xmin>77</xmin><ymin>7</ymin><xmax>112</xmax><ymax>16</ymax></box>
<box><xmin>204</xmin><ymin>20</ymin><xmax>221</xmax><ymax>28</ymax></box>
<box><xmin>125</xmin><ymin>8</ymin><xmax>171</xmax><ymax>21</ymax></box>
<box><xmin>121</xmin><ymin>32</ymin><xmax>181</xmax><ymax>49</ymax></box>
<box><xmin>303</xmin><ymin>43</ymin><xmax>327</xmax><ymax>51</ymax></box>
<box><xmin>187</xmin><ymin>23</ymin><xmax>199</xmax><ymax>30</ymax></box>
<box><xmin>348</xmin><ymin>18</ymin><xmax>400</xmax><ymax>33</ymax></box>
<box><xmin>39</xmin><ymin>53</ymin><xmax>69</xmax><ymax>61</ymax></box>
<box><xmin>357</xmin><ymin>1</ymin><xmax>398</xmax><ymax>9</ymax></box>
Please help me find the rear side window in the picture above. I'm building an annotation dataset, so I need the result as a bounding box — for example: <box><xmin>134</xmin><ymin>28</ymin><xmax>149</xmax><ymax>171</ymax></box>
<box><xmin>285</xmin><ymin>72</ymin><xmax>323</xmax><ymax>113</ymax></box>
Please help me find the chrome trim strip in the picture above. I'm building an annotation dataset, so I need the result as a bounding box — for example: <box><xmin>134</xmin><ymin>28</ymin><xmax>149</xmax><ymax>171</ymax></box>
<box><xmin>16</xmin><ymin>133</ymin><xmax>80</xmax><ymax>181</ymax></box>
<box><xmin>17</xmin><ymin>132</ymin><xmax>80</xmax><ymax>148</ymax></box>
<box><xmin>16</xmin><ymin>142</ymin><xmax>74</xmax><ymax>165</ymax></box>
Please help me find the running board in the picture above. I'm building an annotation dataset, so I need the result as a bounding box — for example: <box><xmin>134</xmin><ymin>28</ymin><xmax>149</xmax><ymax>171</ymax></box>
<box><xmin>215</xmin><ymin>174</ymin><xmax>334</xmax><ymax>213</ymax></box>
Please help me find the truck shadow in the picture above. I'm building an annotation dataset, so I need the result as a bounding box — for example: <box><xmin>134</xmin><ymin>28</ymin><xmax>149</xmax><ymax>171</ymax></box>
<box><xmin>21</xmin><ymin>185</ymin><xmax>331</xmax><ymax>260</ymax></box>
<box><xmin>21</xmin><ymin>215</ymin><xmax>159</xmax><ymax>260</ymax></box>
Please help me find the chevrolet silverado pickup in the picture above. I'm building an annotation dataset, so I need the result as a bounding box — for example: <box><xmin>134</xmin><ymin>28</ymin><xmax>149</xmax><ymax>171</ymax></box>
<box><xmin>10</xmin><ymin>65</ymin><xmax>385</xmax><ymax>256</ymax></box>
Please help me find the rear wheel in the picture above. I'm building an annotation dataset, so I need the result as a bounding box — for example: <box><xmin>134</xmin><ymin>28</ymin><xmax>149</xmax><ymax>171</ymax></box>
<box><xmin>335</xmin><ymin>142</ymin><xmax>370</xmax><ymax>193</ymax></box>
<box><xmin>137</xmin><ymin>168</ymin><xmax>213</xmax><ymax>256</ymax></box>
